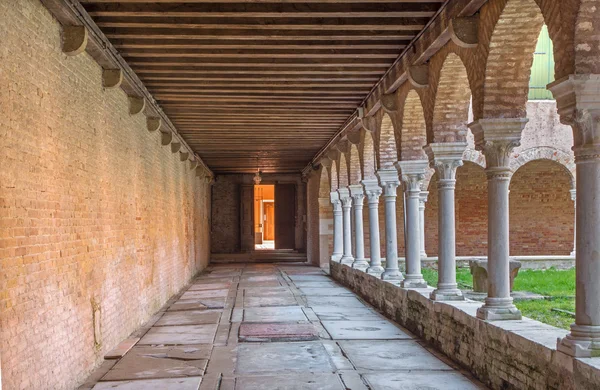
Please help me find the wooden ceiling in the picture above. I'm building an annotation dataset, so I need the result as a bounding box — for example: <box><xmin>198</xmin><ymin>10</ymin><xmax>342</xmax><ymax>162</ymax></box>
<box><xmin>80</xmin><ymin>0</ymin><xmax>445</xmax><ymax>173</ymax></box>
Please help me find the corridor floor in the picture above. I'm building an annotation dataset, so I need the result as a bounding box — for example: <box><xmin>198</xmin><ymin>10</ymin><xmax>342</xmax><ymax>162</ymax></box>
<box><xmin>83</xmin><ymin>263</ymin><xmax>486</xmax><ymax>390</ymax></box>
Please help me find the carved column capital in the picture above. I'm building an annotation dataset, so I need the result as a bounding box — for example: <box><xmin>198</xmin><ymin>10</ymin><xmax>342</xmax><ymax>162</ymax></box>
<box><xmin>348</xmin><ymin>184</ymin><xmax>365</xmax><ymax>206</ymax></box>
<box><xmin>376</xmin><ymin>169</ymin><xmax>401</xmax><ymax>198</ymax></box>
<box><xmin>424</xmin><ymin>143</ymin><xmax>467</xmax><ymax>184</ymax></box>
<box><xmin>337</xmin><ymin>187</ymin><xmax>352</xmax><ymax>208</ymax></box>
<box><xmin>419</xmin><ymin>191</ymin><xmax>429</xmax><ymax>205</ymax></box>
<box><xmin>362</xmin><ymin>179</ymin><xmax>382</xmax><ymax>203</ymax></box>
<box><xmin>469</xmin><ymin>118</ymin><xmax>527</xmax><ymax>170</ymax></box>
<box><xmin>396</xmin><ymin>160</ymin><xmax>429</xmax><ymax>196</ymax></box>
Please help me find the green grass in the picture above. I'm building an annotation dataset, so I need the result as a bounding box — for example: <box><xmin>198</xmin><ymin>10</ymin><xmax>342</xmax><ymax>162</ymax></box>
<box><xmin>421</xmin><ymin>266</ymin><xmax>575</xmax><ymax>329</ymax></box>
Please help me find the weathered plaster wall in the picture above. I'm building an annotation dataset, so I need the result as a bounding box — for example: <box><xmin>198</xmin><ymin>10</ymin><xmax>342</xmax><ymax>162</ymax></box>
<box><xmin>331</xmin><ymin>262</ymin><xmax>600</xmax><ymax>390</ymax></box>
<box><xmin>0</xmin><ymin>1</ymin><xmax>211</xmax><ymax>389</ymax></box>
<box><xmin>211</xmin><ymin>173</ymin><xmax>306</xmax><ymax>254</ymax></box>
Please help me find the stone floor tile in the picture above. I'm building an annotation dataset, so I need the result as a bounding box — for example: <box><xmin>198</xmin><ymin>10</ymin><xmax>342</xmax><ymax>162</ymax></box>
<box><xmin>235</xmin><ymin>342</ymin><xmax>336</xmax><ymax>374</ymax></box>
<box><xmin>104</xmin><ymin>338</ymin><xmax>140</xmax><ymax>359</ymax></box>
<box><xmin>240</xmin><ymin>275</ymin><xmax>279</xmax><ymax>283</ymax></box>
<box><xmin>305</xmin><ymin>296</ymin><xmax>368</xmax><ymax>308</ymax></box>
<box><xmin>138</xmin><ymin>324</ymin><xmax>218</xmax><ymax>345</ymax></box>
<box><xmin>181</xmin><ymin>289</ymin><xmax>229</xmax><ymax>299</ymax></box>
<box><xmin>298</xmin><ymin>287</ymin><xmax>354</xmax><ymax>296</ymax></box>
<box><xmin>188</xmin><ymin>282</ymin><xmax>231</xmax><ymax>291</ymax></box>
<box><xmin>321</xmin><ymin>320</ymin><xmax>412</xmax><ymax>340</ymax></box>
<box><xmin>242</xmin><ymin>287</ymin><xmax>292</xmax><ymax>297</ymax></box>
<box><xmin>310</xmin><ymin>306</ymin><xmax>381</xmax><ymax>321</ymax></box>
<box><xmin>93</xmin><ymin>377</ymin><xmax>202</xmax><ymax>390</ymax></box>
<box><xmin>339</xmin><ymin>340</ymin><xmax>453</xmax><ymax>371</ymax></box>
<box><xmin>243</xmin><ymin>295</ymin><xmax>298</xmax><ymax>307</ymax></box>
<box><xmin>102</xmin><ymin>345</ymin><xmax>210</xmax><ymax>381</ymax></box>
<box><xmin>288</xmin><ymin>275</ymin><xmax>332</xmax><ymax>282</ymax></box>
<box><xmin>168</xmin><ymin>297</ymin><xmax>227</xmax><ymax>311</ymax></box>
<box><xmin>234</xmin><ymin>374</ymin><xmax>345</xmax><ymax>389</ymax></box>
<box><xmin>243</xmin><ymin>306</ymin><xmax>308</xmax><ymax>322</ymax></box>
<box><xmin>291</xmin><ymin>281</ymin><xmax>341</xmax><ymax>288</ymax></box>
<box><xmin>238</xmin><ymin>323</ymin><xmax>319</xmax><ymax>342</ymax></box>
<box><xmin>155</xmin><ymin>310</ymin><xmax>221</xmax><ymax>326</ymax></box>
<box><xmin>238</xmin><ymin>281</ymin><xmax>282</xmax><ymax>288</ymax></box>
<box><xmin>363</xmin><ymin>371</ymin><xmax>485</xmax><ymax>390</ymax></box>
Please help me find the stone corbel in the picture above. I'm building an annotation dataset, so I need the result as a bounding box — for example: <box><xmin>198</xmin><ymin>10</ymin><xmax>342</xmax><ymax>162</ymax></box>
<box><xmin>180</xmin><ymin>150</ymin><xmax>190</xmax><ymax>161</ymax></box>
<box><xmin>449</xmin><ymin>15</ymin><xmax>479</xmax><ymax>49</ymax></box>
<box><xmin>160</xmin><ymin>131</ymin><xmax>172</xmax><ymax>146</ymax></box>
<box><xmin>147</xmin><ymin>117</ymin><xmax>161</xmax><ymax>132</ymax></box>
<box><xmin>189</xmin><ymin>159</ymin><xmax>199</xmax><ymax>171</ymax></box>
<box><xmin>171</xmin><ymin>141</ymin><xmax>182</xmax><ymax>154</ymax></box>
<box><xmin>62</xmin><ymin>25</ymin><xmax>88</xmax><ymax>56</ymax></box>
<box><xmin>360</xmin><ymin>115</ymin><xmax>378</xmax><ymax>133</ymax></box>
<box><xmin>128</xmin><ymin>96</ymin><xmax>145</xmax><ymax>115</ymax></box>
<box><xmin>380</xmin><ymin>93</ymin><xmax>398</xmax><ymax>113</ymax></box>
<box><xmin>408</xmin><ymin>65</ymin><xmax>429</xmax><ymax>89</ymax></box>
<box><xmin>102</xmin><ymin>69</ymin><xmax>123</xmax><ymax>89</ymax></box>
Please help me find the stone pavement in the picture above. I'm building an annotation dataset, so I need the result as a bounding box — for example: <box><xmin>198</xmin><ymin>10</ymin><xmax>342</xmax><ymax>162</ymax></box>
<box><xmin>82</xmin><ymin>263</ymin><xmax>487</xmax><ymax>390</ymax></box>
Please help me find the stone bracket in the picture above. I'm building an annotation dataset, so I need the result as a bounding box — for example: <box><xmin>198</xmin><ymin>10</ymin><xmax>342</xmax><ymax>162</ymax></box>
<box><xmin>449</xmin><ymin>15</ymin><xmax>479</xmax><ymax>49</ymax></box>
<box><xmin>62</xmin><ymin>25</ymin><xmax>88</xmax><ymax>56</ymax></box>
<box><xmin>147</xmin><ymin>117</ymin><xmax>162</xmax><ymax>133</ymax></box>
<box><xmin>408</xmin><ymin>65</ymin><xmax>429</xmax><ymax>89</ymax></box>
<box><xmin>128</xmin><ymin>96</ymin><xmax>145</xmax><ymax>115</ymax></box>
<box><xmin>102</xmin><ymin>69</ymin><xmax>123</xmax><ymax>89</ymax></box>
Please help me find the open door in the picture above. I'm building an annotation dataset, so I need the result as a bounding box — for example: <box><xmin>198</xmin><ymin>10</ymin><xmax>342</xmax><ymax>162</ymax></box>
<box><xmin>275</xmin><ymin>183</ymin><xmax>296</xmax><ymax>249</ymax></box>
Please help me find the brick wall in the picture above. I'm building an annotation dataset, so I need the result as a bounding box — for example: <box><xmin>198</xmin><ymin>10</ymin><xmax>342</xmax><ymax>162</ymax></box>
<box><xmin>0</xmin><ymin>1</ymin><xmax>211</xmax><ymax>389</ymax></box>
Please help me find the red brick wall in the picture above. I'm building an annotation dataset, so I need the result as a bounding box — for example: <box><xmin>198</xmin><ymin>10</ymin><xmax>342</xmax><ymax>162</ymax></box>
<box><xmin>509</xmin><ymin>160</ymin><xmax>574</xmax><ymax>255</ymax></box>
<box><xmin>0</xmin><ymin>1</ymin><xmax>211</xmax><ymax>389</ymax></box>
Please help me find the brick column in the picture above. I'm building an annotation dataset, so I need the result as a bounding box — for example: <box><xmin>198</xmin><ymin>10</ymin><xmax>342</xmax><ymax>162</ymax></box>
<box><xmin>338</xmin><ymin>187</ymin><xmax>354</xmax><ymax>265</ymax></box>
<box><xmin>470</xmin><ymin>119</ymin><xmax>527</xmax><ymax>321</ymax></box>
<box><xmin>550</xmin><ymin>74</ymin><xmax>600</xmax><ymax>357</ymax></box>
<box><xmin>419</xmin><ymin>191</ymin><xmax>429</xmax><ymax>259</ymax></box>
<box><xmin>330</xmin><ymin>192</ymin><xmax>343</xmax><ymax>262</ymax></box>
<box><xmin>396</xmin><ymin>160</ymin><xmax>429</xmax><ymax>288</ymax></box>
<box><xmin>425</xmin><ymin>143</ymin><xmax>466</xmax><ymax>301</ymax></box>
<box><xmin>376</xmin><ymin>169</ymin><xmax>403</xmax><ymax>283</ymax></box>
<box><xmin>349</xmin><ymin>184</ymin><xmax>368</xmax><ymax>270</ymax></box>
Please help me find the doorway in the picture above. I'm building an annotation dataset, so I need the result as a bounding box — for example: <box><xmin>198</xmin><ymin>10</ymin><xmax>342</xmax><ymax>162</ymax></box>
<box><xmin>254</xmin><ymin>184</ymin><xmax>275</xmax><ymax>250</ymax></box>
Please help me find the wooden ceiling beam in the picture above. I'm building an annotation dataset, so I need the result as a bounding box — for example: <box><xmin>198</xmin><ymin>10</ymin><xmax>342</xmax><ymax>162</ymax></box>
<box><xmin>111</xmin><ymin>39</ymin><xmax>408</xmax><ymax>49</ymax></box>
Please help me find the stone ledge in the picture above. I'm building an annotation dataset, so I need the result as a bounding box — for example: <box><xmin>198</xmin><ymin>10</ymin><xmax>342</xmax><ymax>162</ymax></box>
<box><xmin>329</xmin><ymin>261</ymin><xmax>600</xmax><ymax>390</ymax></box>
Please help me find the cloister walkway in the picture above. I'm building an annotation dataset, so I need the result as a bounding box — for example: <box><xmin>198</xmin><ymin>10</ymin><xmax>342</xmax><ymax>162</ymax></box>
<box><xmin>80</xmin><ymin>263</ymin><xmax>485</xmax><ymax>390</ymax></box>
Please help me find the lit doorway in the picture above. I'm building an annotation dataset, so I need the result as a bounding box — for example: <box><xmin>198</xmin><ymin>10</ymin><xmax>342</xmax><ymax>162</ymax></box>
<box><xmin>254</xmin><ymin>184</ymin><xmax>275</xmax><ymax>250</ymax></box>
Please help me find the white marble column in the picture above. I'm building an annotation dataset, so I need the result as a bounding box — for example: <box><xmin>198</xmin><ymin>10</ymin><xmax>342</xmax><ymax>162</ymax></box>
<box><xmin>349</xmin><ymin>184</ymin><xmax>368</xmax><ymax>270</ymax></box>
<box><xmin>550</xmin><ymin>74</ymin><xmax>600</xmax><ymax>357</ymax></box>
<box><xmin>419</xmin><ymin>191</ymin><xmax>429</xmax><ymax>259</ymax></box>
<box><xmin>425</xmin><ymin>143</ymin><xmax>466</xmax><ymax>301</ymax></box>
<box><xmin>470</xmin><ymin>119</ymin><xmax>526</xmax><ymax>320</ymax></box>
<box><xmin>376</xmin><ymin>169</ymin><xmax>403</xmax><ymax>283</ymax></box>
<box><xmin>570</xmin><ymin>188</ymin><xmax>576</xmax><ymax>257</ymax></box>
<box><xmin>330</xmin><ymin>192</ymin><xmax>343</xmax><ymax>262</ymax></box>
<box><xmin>362</xmin><ymin>179</ymin><xmax>384</xmax><ymax>276</ymax></box>
<box><xmin>397</xmin><ymin>160</ymin><xmax>429</xmax><ymax>288</ymax></box>
<box><xmin>338</xmin><ymin>187</ymin><xmax>354</xmax><ymax>264</ymax></box>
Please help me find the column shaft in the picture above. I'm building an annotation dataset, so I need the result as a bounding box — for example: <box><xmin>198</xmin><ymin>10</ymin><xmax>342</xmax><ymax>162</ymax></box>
<box><xmin>350</xmin><ymin>185</ymin><xmax>368</xmax><ymax>270</ymax></box>
<box><xmin>339</xmin><ymin>188</ymin><xmax>354</xmax><ymax>264</ymax></box>
<box><xmin>377</xmin><ymin>170</ymin><xmax>402</xmax><ymax>283</ymax></box>
<box><xmin>331</xmin><ymin>193</ymin><xmax>343</xmax><ymax>262</ymax></box>
<box><xmin>364</xmin><ymin>180</ymin><xmax>383</xmax><ymax>276</ymax></box>
<box><xmin>419</xmin><ymin>192</ymin><xmax>428</xmax><ymax>258</ymax></box>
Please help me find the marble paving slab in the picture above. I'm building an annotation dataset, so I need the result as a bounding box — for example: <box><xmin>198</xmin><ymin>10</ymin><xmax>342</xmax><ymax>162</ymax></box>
<box><xmin>321</xmin><ymin>320</ymin><xmax>412</xmax><ymax>340</ymax></box>
<box><xmin>236</xmin><ymin>342</ymin><xmax>336</xmax><ymax>374</ymax></box>
<box><xmin>155</xmin><ymin>310</ymin><xmax>221</xmax><ymax>326</ymax></box>
<box><xmin>363</xmin><ymin>371</ymin><xmax>484</xmax><ymax>390</ymax></box>
<box><xmin>298</xmin><ymin>287</ymin><xmax>354</xmax><ymax>296</ymax></box>
<box><xmin>243</xmin><ymin>295</ymin><xmax>298</xmax><ymax>307</ymax></box>
<box><xmin>105</xmin><ymin>338</ymin><xmax>140</xmax><ymax>359</ymax></box>
<box><xmin>239</xmin><ymin>323</ymin><xmax>319</xmax><ymax>342</ymax></box>
<box><xmin>288</xmin><ymin>275</ymin><xmax>332</xmax><ymax>282</ymax></box>
<box><xmin>181</xmin><ymin>289</ymin><xmax>229</xmax><ymax>299</ymax></box>
<box><xmin>338</xmin><ymin>340</ymin><xmax>453</xmax><ymax>371</ymax></box>
<box><xmin>188</xmin><ymin>282</ymin><xmax>231</xmax><ymax>291</ymax></box>
<box><xmin>93</xmin><ymin>377</ymin><xmax>202</xmax><ymax>390</ymax></box>
<box><xmin>310</xmin><ymin>306</ymin><xmax>381</xmax><ymax>321</ymax></box>
<box><xmin>291</xmin><ymin>281</ymin><xmax>340</xmax><ymax>288</ymax></box>
<box><xmin>240</xmin><ymin>275</ymin><xmax>279</xmax><ymax>283</ymax></box>
<box><xmin>234</xmin><ymin>374</ymin><xmax>345</xmax><ymax>389</ymax></box>
<box><xmin>243</xmin><ymin>306</ymin><xmax>308</xmax><ymax>322</ymax></box>
<box><xmin>242</xmin><ymin>287</ymin><xmax>292</xmax><ymax>297</ymax></box>
<box><xmin>238</xmin><ymin>281</ymin><xmax>282</xmax><ymax>288</ymax></box>
<box><xmin>102</xmin><ymin>345</ymin><xmax>210</xmax><ymax>381</ymax></box>
<box><xmin>168</xmin><ymin>298</ymin><xmax>226</xmax><ymax>311</ymax></box>
<box><xmin>138</xmin><ymin>324</ymin><xmax>218</xmax><ymax>345</ymax></box>
<box><xmin>305</xmin><ymin>296</ymin><xmax>367</xmax><ymax>308</ymax></box>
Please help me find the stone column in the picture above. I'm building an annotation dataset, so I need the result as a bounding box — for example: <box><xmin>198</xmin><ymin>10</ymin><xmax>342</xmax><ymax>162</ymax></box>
<box><xmin>376</xmin><ymin>169</ymin><xmax>403</xmax><ymax>283</ymax></box>
<box><xmin>570</xmin><ymin>188</ymin><xmax>576</xmax><ymax>257</ymax></box>
<box><xmin>424</xmin><ymin>143</ymin><xmax>466</xmax><ymax>300</ymax></box>
<box><xmin>362</xmin><ymin>179</ymin><xmax>384</xmax><ymax>276</ymax></box>
<box><xmin>330</xmin><ymin>191</ymin><xmax>343</xmax><ymax>262</ymax></box>
<box><xmin>338</xmin><ymin>187</ymin><xmax>354</xmax><ymax>265</ymax></box>
<box><xmin>349</xmin><ymin>184</ymin><xmax>368</xmax><ymax>270</ymax></box>
<box><xmin>550</xmin><ymin>74</ymin><xmax>600</xmax><ymax>357</ymax></box>
<box><xmin>419</xmin><ymin>191</ymin><xmax>429</xmax><ymax>258</ymax></box>
<box><xmin>470</xmin><ymin>119</ymin><xmax>526</xmax><ymax>320</ymax></box>
<box><xmin>396</xmin><ymin>161</ymin><xmax>429</xmax><ymax>288</ymax></box>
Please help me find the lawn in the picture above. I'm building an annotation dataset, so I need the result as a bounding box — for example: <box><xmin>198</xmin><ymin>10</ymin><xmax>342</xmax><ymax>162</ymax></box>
<box><xmin>421</xmin><ymin>267</ymin><xmax>575</xmax><ymax>329</ymax></box>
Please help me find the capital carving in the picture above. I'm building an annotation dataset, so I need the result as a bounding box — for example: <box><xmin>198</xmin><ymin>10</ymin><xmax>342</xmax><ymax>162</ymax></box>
<box><xmin>424</xmin><ymin>143</ymin><xmax>467</xmax><ymax>182</ymax></box>
<box><xmin>376</xmin><ymin>169</ymin><xmax>400</xmax><ymax>198</ymax></box>
<box><xmin>395</xmin><ymin>160</ymin><xmax>429</xmax><ymax>195</ymax></box>
<box><xmin>468</xmin><ymin>119</ymin><xmax>527</xmax><ymax>170</ymax></box>
<box><xmin>362</xmin><ymin>179</ymin><xmax>382</xmax><ymax>203</ymax></box>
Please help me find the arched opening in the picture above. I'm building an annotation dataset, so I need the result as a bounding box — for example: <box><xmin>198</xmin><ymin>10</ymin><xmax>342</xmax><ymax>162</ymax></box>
<box><xmin>425</xmin><ymin>161</ymin><xmax>488</xmax><ymax>257</ymax></box>
<box><xmin>379</xmin><ymin>113</ymin><xmax>398</xmax><ymax>169</ymax></box>
<box><xmin>338</xmin><ymin>153</ymin><xmax>349</xmax><ymax>189</ymax></box>
<box><xmin>510</xmin><ymin>160</ymin><xmax>574</xmax><ymax>255</ymax></box>
<box><xmin>362</xmin><ymin>131</ymin><xmax>377</xmax><ymax>180</ymax></box>
<box><xmin>400</xmin><ymin>90</ymin><xmax>428</xmax><ymax>160</ymax></box>
<box><xmin>348</xmin><ymin>144</ymin><xmax>362</xmax><ymax>185</ymax></box>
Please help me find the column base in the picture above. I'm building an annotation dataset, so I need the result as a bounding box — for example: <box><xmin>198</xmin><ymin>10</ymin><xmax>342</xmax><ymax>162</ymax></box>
<box><xmin>570</xmin><ymin>250</ymin><xmax>576</xmax><ymax>257</ymax></box>
<box><xmin>476</xmin><ymin>297</ymin><xmax>522</xmax><ymax>320</ymax></box>
<box><xmin>340</xmin><ymin>256</ymin><xmax>354</xmax><ymax>265</ymax></box>
<box><xmin>401</xmin><ymin>274</ymin><xmax>428</xmax><ymax>288</ymax></box>
<box><xmin>430</xmin><ymin>288</ymin><xmax>464</xmax><ymax>301</ymax></box>
<box><xmin>557</xmin><ymin>325</ymin><xmax>600</xmax><ymax>357</ymax></box>
<box><xmin>331</xmin><ymin>254</ymin><xmax>342</xmax><ymax>263</ymax></box>
<box><xmin>381</xmin><ymin>269</ymin><xmax>403</xmax><ymax>284</ymax></box>
<box><xmin>351</xmin><ymin>258</ymin><xmax>369</xmax><ymax>271</ymax></box>
<box><xmin>420</xmin><ymin>251</ymin><xmax>427</xmax><ymax>258</ymax></box>
<box><xmin>367</xmin><ymin>265</ymin><xmax>384</xmax><ymax>277</ymax></box>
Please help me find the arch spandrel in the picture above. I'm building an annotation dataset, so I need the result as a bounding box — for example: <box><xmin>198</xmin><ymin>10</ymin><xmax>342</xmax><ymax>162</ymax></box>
<box><xmin>378</xmin><ymin>112</ymin><xmax>399</xmax><ymax>169</ymax></box>
<box><xmin>399</xmin><ymin>89</ymin><xmax>428</xmax><ymax>161</ymax></box>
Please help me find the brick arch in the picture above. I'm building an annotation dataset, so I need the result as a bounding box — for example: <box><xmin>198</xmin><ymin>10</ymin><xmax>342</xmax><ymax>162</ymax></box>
<box><xmin>399</xmin><ymin>89</ymin><xmax>428</xmax><ymax>160</ymax></box>
<box><xmin>348</xmin><ymin>144</ymin><xmax>362</xmax><ymax>185</ymax></box>
<box><xmin>511</xmin><ymin>147</ymin><xmax>575</xmax><ymax>187</ymax></box>
<box><xmin>462</xmin><ymin>148</ymin><xmax>486</xmax><ymax>168</ymax></box>
<box><xmin>330</xmin><ymin>160</ymin><xmax>339</xmax><ymax>191</ymax></box>
<box><xmin>361</xmin><ymin>131</ymin><xmax>377</xmax><ymax>180</ymax></box>
<box><xmin>430</xmin><ymin>52</ymin><xmax>472</xmax><ymax>143</ymax></box>
<box><xmin>379</xmin><ymin>112</ymin><xmax>399</xmax><ymax>169</ymax></box>
<box><xmin>509</xmin><ymin>159</ymin><xmax>574</xmax><ymax>255</ymax></box>
<box><xmin>574</xmin><ymin>0</ymin><xmax>600</xmax><ymax>74</ymax></box>
<box><xmin>338</xmin><ymin>153</ymin><xmax>350</xmax><ymax>188</ymax></box>
<box><xmin>479</xmin><ymin>0</ymin><xmax>545</xmax><ymax>119</ymax></box>
<box><xmin>318</xmin><ymin>165</ymin><xmax>331</xmax><ymax>198</ymax></box>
